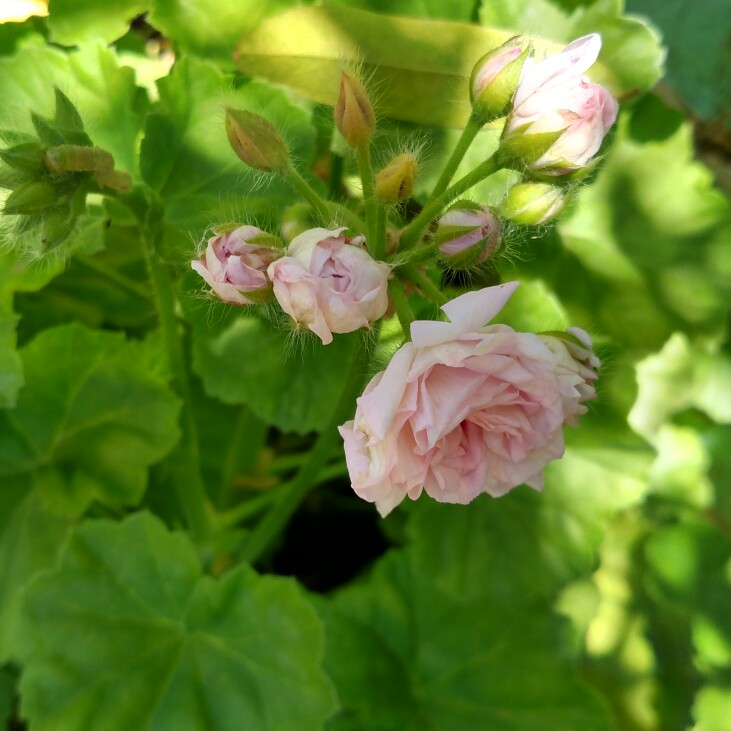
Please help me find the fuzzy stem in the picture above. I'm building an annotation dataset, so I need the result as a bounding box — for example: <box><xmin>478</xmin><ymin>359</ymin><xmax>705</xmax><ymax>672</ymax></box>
<box><xmin>429</xmin><ymin>113</ymin><xmax>484</xmax><ymax>202</ymax></box>
<box><xmin>388</xmin><ymin>279</ymin><xmax>416</xmax><ymax>339</ymax></box>
<box><xmin>400</xmin><ymin>267</ymin><xmax>448</xmax><ymax>306</ymax></box>
<box><xmin>283</xmin><ymin>164</ymin><xmax>333</xmax><ymax>225</ymax></box>
<box><xmin>240</xmin><ymin>340</ymin><xmax>365</xmax><ymax>564</ymax></box>
<box><xmin>356</xmin><ymin>144</ymin><xmax>385</xmax><ymax>260</ymax></box>
<box><xmin>398</xmin><ymin>155</ymin><xmax>500</xmax><ymax>251</ymax></box>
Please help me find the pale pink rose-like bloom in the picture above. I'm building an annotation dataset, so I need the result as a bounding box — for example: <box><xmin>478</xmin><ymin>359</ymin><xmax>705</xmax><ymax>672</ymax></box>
<box><xmin>268</xmin><ymin>227</ymin><xmax>391</xmax><ymax>345</ymax></box>
<box><xmin>191</xmin><ymin>225</ymin><xmax>281</xmax><ymax>305</ymax></box>
<box><xmin>504</xmin><ymin>34</ymin><xmax>618</xmax><ymax>174</ymax></box>
<box><xmin>339</xmin><ymin>282</ymin><xmax>597</xmax><ymax>517</ymax></box>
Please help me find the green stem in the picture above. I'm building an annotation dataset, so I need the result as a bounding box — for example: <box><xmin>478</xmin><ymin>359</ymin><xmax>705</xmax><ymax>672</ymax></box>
<box><xmin>400</xmin><ymin>267</ymin><xmax>448</xmax><ymax>306</ymax></box>
<box><xmin>283</xmin><ymin>164</ymin><xmax>332</xmax><ymax>225</ymax></box>
<box><xmin>356</xmin><ymin>144</ymin><xmax>385</xmax><ymax>260</ymax></box>
<box><xmin>240</xmin><ymin>340</ymin><xmax>365</xmax><ymax>564</ymax></box>
<box><xmin>141</xmin><ymin>225</ymin><xmax>213</xmax><ymax>542</ymax></box>
<box><xmin>388</xmin><ymin>279</ymin><xmax>415</xmax><ymax>338</ymax></box>
<box><xmin>429</xmin><ymin>114</ymin><xmax>483</xmax><ymax>203</ymax></box>
<box><xmin>328</xmin><ymin>153</ymin><xmax>345</xmax><ymax>200</ymax></box>
<box><xmin>399</xmin><ymin>155</ymin><xmax>500</xmax><ymax>251</ymax></box>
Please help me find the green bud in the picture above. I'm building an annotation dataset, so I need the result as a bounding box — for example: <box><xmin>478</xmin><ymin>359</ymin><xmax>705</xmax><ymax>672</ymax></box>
<box><xmin>470</xmin><ymin>38</ymin><xmax>531</xmax><ymax>122</ymax></box>
<box><xmin>435</xmin><ymin>200</ymin><xmax>501</xmax><ymax>269</ymax></box>
<box><xmin>53</xmin><ymin>88</ymin><xmax>92</xmax><ymax>146</ymax></box>
<box><xmin>0</xmin><ymin>142</ymin><xmax>47</xmax><ymax>175</ymax></box>
<box><xmin>41</xmin><ymin>205</ymin><xmax>78</xmax><ymax>251</ymax></box>
<box><xmin>225</xmin><ymin>108</ymin><xmax>289</xmax><ymax>172</ymax></box>
<box><xmin>334</xmin><ymin>72</ymin><xmax>376</xmax><ymax>149</ymax></box>
<box><xmin>3</xmin><ymin>180</ymin><xmax>56</xmax><ymax>215</ymax></box>
<box><xmin>499</xmin><ymin>182</ymin><xmax>569</xmax><ymax>226</ymax></box>
<box><xmin>375</xmin><ymin>153</ymin><xmax>417</xmax><ymax>203</ymax></box>
<box><xmin>31</xmin><ymin>112</ymin><xmax>65</xmax><ymax>147</ymax></box>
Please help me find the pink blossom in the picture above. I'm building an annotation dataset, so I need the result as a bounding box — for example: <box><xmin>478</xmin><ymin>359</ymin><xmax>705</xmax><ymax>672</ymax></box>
<box><xmin>504</xmin><ymin>34</ymin><xmax>618</xmax><ymax>175</ymax></box>
<box><xmin>339</xmin><ymin>282</ymin><xmax>597</xmax><ymax>516</ymax></box>
<box><xmin>268</xmin><ymin>227</ymin><xmax>390</xmax><ymax>345</ymax></box>
<box><xmin>191</xmin><ymin>225</ymin><xmax>281</xmax><ymax>305</ymax></box>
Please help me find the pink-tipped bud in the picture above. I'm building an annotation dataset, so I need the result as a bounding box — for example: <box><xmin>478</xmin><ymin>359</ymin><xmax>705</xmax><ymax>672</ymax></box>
<box><xmin>435</xmin><ymin>201</ymin><xmax>501</xmax><ymax>269</ymax></box>
<box><xmin>375</xmin><ymin>153</ymin><xmax>417</xmax><ymax>203</ymax></box>
<box><xmin>225</xmin><ymin>108</ymin><xmax>289</xmax><ymax>172</ymax></box>
<box><xmin>191</xmin><ymin>225</ymin><xmax>283</xmax><ymax>305</ymax></box>
<box><xmin>500</xmin><ymin>182</ymin><xmax>568</xmax><ymax>225</ymax></box>
<box><xmin>334</xmin><ymin>72</ymin><xmax>376</xmax><ymax>149</ymax></box>
<box><xmin>470</xmin><ymin>37</ymin><xmax>531</xmax><ymax>122</ymax></box>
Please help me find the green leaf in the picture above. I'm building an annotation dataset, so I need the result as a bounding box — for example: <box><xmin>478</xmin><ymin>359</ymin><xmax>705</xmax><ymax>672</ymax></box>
<box><xmin>325</xmin><ymin>0</ymin><xmax>480</xmax><ymax>21</ymax></box>
<box><xmin>0</xmin><ymin>324</ymin><xmax>180</xmax><ymax>514</ymax></box>
<box><xmin>188</xmin><ymin>298</ymin><xmax>359</xmax><ymax>434</ymax></box>
<box><xmin>626</xmin><ymin>0</ymin><xmax>731</xmax><ymax>122</ymax></box>
<box><xmin>479</xmin><ymin>0</ymin><xmax>664</xmax><ymax>95</ymax></box>
<box><xmin>0</xmin><ymin>44</ymin><xmax>148</xmax><ymax>177</ymax></box>
<box><xmin>149</xmin><ymin>0</ymin><xmax>308</xmax><ymax>68</ymax></box>
<box><xmin>0</xmin><ymin>308</ymin><xmax>22</xmax><ymax>409</ymax></box>
<box><xmin>140</xmin><ymin>57</ymin><xmax>315</xmax><ymax>230</ymax></box>
<box><xmin>692</xmin><ymin>686</ymin><xmax>731</xmax><ymax>731</ymax></box>
<box><xmin>317</xmin><ymin>550</ymin><xmax>612</xmax><ymax>731</ymax></box>
<box><xmin>17</xmin><ymin>512</ymin><xmax>337</xmax><ymax>731</ymax></box>
<box><xmin>47</xmin><ymin>0</ymin><xmax>150</xmax><ymax>45</ymax></box>
<box><xmin>234</xmin><ymin>5</ymin><xmax>641</xmax><ymax>128</ymax></box>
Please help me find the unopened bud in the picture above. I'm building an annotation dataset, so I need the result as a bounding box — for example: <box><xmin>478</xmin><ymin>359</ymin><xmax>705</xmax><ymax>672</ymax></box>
<box><xmin>41</xmin><ymin>204</ymin><xmax>78</xmax><ymax>251</ymax></box>
<box><xmin>225</xmin><ymin>108</ymin><xmax>289</xmax><ymax>172</ymax></box>
<box><xmin>435</xmin><ymin>201</ymin><xmax>501</xmax><ymax>269</ymax></box>
<box><xmin>375</xmin><ymin>153</ymin><xmax>417</xmax><ymax>203</ymax></box>
<box><xmin>0</xmin><ymin>142</ymin><xmax>46</xmax><ymax>175</ymax></box>
<box><xmin>3</xmin><ymin>180</ymin><xmax>56</xmax><ymax>215</ymax></box>
<box><xmin>470</xmin><ymin>38</ymin><xmax>531</xmax><ymax>121</ymax></box>
<box><xmin>500</xmin><ymin>182</ymin><xmax>569</xmax><ymax>226</ymax></box>
<box><xmin>334</xmin><ymin>72</ymin><xmax>375</xmax><ymax>149</ymax></box>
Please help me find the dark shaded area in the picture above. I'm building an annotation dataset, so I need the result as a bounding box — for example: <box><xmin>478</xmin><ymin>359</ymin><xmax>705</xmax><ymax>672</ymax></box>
<box><xmin>272</xmin><ymin>478</ymin><xmax>389</xmax><ymax>592</ymax></box>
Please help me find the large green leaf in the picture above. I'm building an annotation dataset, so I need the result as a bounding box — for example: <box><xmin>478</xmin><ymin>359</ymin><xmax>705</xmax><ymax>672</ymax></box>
<box><xmin>17</xmin><ymin>511</ymin><xmax>337</xmax><ymax>731</ymax></box>
<box><xmin>140</xmin><ymin>57</ymin><xmax>316</xmax><ymax>231</ymax></box>
<box><xmin>324</xmin><ymin>0</ymin><xmax>480</xmax><ymax>21</ymax></box>
<box><xmin>0</xmin><ymin>324</ymin><xmax>180</xmax><ymax>514</ymax></box>
<box><xmin>479</xmin><ymin>0</ymin><xmax>664</xmax><ymax>95</ymax></box>
<box><xmin>234</xmin><ymin>5</ymin><xmax>643</xmax><ymax>128</ymax></box>
<box><xmin>47</xmin><ymin>0</ymin><xmax>149</xmax><ymax>45</ymax></box>
<box><xmin>188</xmin><ymin>295</ymin><xmax>359</xmax><ymax>434</ymax></box>
<box><xmin>317</xmin><ymin>549</ymin><xmax>612</xmax><ymax>731</ymax></box>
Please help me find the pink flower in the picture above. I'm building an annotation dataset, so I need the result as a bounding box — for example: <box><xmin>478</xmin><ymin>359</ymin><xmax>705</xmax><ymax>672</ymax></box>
<box><xmin>503</xmin><ymin>34</ymin><xmax>618</xmax><ymax>175</ymax></box>
<box><xmin>268</xmin><ymin>227</ymin><xmax>390</xmax><ymax>345</ymax></box>
<box><xmin>191</xmin><ymin>225</ymin><xmax>281</xmax><ymax>305</ymax></box>
<box><xmin>339</xmin><ymin>282</ymin><xmax>596</xmax><ymax>516</ymax></box>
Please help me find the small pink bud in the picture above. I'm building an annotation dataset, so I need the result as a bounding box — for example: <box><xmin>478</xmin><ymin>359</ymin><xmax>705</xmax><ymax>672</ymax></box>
<box><xmin>470</xmin><ymin>38</ymin><xmax>531</xmax><ymax>121</ymax></box>
<box><xmin>225</xmin><ymin>108</ymin><xmax>289</xmax><ymax>172</ymax></box>
<box><xmin>500</xmin><ymin>182</ymin><xmax>568</xmax><ymax>225</ymax></box>
<box><xmin>191</xmin><ymin>225</ymin><xmax>282</xmax><ymax>305</ymax></box>
<box><xmin>435</xmin><ymin>201</ymin><xmax>501</xmax><ymax>269</ymax></box>
<box><xmin>500</xmin><ymin>34</ymin><xmax>618</xmax><ymax>176</ymax></box>
<box><xmin>334</xmin><ymin>72</ymin><xmax>376</xmax><ymax>149</ymax></box>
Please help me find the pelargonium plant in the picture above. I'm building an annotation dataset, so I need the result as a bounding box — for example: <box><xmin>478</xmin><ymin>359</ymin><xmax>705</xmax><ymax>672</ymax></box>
<box><xmin>7</xmin><ymin>3</ymin><xmax>719</xmax><ymax>730</ymax></box>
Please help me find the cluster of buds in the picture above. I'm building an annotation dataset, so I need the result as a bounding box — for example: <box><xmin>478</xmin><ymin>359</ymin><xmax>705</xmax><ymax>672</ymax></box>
<box><xmin>0</xmin><ymin>88</ymin><xmax>131</xmax><ymax>251</ymax></box>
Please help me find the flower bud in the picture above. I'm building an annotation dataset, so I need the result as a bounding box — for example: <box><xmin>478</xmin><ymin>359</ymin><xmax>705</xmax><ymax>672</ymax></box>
<box><xmin>334</xmin><ymin>72</ymin><xmax>375</xmax><ymax>149</ymax></box>
<box><xmin>435</xmin><ymin>201</ymin><xmax>501</xmax><ymax>269</ymax></box>
<box><xmin>225</xmin><ymin>108</ymin><xmax>289</xmax><ymax>173</ymax></box>
<box><xmin>499</xmin><ymin>34</ymin><xmax>618</xmax><ymax>176</ymax></box>
<box><xmin>375</xmin><ymin>153</ymin><xmax>417</xmax><ymax>203</ymax></box>
<box><xmin>499</xmin><ymin>182</ymin><xmax>568</xmax><ymax>226</ymax></box>
<box><xmin>3</xmin><ymin>180</ymin><xmax>56</xmax><ymax>215</ymax></box>
<box><xmin>191</xmin><ymin>225</ymin><xmax>283</xmax><ymax>305</ymax></box>
<box><xmin>470</xmin><ymin>38</ymin><xmax>531</xmax><ymax>121</ymax></box>
<box><xmin>539</xmin><ymin>327</ymin><xmax>600</xmax><ymax>426</ymax></box>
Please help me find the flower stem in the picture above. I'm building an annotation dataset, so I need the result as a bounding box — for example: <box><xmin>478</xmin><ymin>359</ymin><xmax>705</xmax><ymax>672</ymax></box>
<box><xmin>400</xmin><ymin>267</ymin><xmax>448</xmax><ymax>306</ymax></box>
<box><xmin>429</xmin><ymin>113</ymin><xmax>483</xmax><ymax>202</ymax></box>
<box><xmin>389</xmin><ymin>279</ymin><xmax>416</xmax><ymax>337</ymax></box>
<box><xmin>398</xmin><ymin>154</ymin><xmax>500</xmax><ymax>251</ymax></box>
<box><xmin>142</xmin><ymin>226</ymin><xmax>213</xmax><ymax>543</ymax></box>
<box><xmin>240</xmin><ymin>337</ymin><xmax>366</xmax><ymax>564</ymax></box>
<box><xmin>283</xmin><ymin>164</ymin><xmax>333</xmax><ymax>225</ymax></box>
<box><xmin>356</xmin><ymin>144</ymin><xmax>385</xmax><ymax>260</ymax></box>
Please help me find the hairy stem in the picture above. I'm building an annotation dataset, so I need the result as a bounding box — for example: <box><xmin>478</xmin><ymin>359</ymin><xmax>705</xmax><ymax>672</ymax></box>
<box><xmin>429</xmin><ymin>114</ymin><xmax>483</xmax><ymax>203</ymax></box>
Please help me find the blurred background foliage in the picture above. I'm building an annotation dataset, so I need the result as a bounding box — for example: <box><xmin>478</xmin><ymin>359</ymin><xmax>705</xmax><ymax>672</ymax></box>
<box><xmin>0</xmin><ymin>0</ymin><xmax>730</xmax><ymax>730</ymax></box>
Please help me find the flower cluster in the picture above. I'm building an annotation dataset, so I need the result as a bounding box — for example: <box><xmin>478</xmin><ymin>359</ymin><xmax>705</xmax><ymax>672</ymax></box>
<box><xmin>187</xmin><ymin>32</ymin><xmax>615</xmax><ymax>517</ymax></box>
<box><xmin>339</xmin><ymin>282</ymin><xmax>599</xmax><ymax>516</ymax></box>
